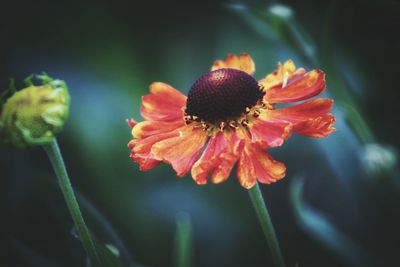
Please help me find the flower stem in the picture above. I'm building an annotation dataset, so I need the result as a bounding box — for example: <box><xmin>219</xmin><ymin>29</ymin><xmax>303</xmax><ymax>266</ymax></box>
<box><xmin>43</xmin><ymin>138</ymin><xmax>102</xmax><ymax>267</ymax></box>
<box><xmin>174</xmin><ymin>212</ymin><xmax>192</xmax><ymax>267</ymax></box>
<box><xmin>248</xmin><ymin>182</ymin><xmax>286</xmax><ymax>267</ymax></box>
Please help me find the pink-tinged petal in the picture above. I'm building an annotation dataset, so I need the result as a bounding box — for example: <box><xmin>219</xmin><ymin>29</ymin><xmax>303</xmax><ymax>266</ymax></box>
<box><xmin>130</xmin><ymin>152</ymin><xmax>160</xmax><ymax>171</ymax></box>
<box><xmin>237</xmin><ymin>145</ymin><xmax>257</xmax><ymax>189</ymax></box>
<box><xmin>265</xmin><ymin>69</ymin><xmax>326</xmax><ymax>104</ymax></box>
<box><xmin>132</xmin><ymin>120</ymin><xmax>184</xmax><ymax>139</ymax></box>
<box><xmin>237</xmin><ymin>142</ymin><xmax>286</xmax><ymax>188</ymax></box>
<box><xmin>191</xmin><ymin>131</ymin><xmax>243</xmax><ymax>185</ymax></box>
<box><xmin>295</xmin><ymin>114</ymin><xmax>336</xmax><ymax>138</ymax></box>
<box><xmin>249</xmin><ymin>119</ymin><xmax>292</xmax><ymax>147</ymax></box>
<box><xmin>266</xmin><ymin>99</ymin><xmax>334</xmax><ymax>122</ymax></box>
<box><xmin>126</xmin><ymin>118</ymin><xmax>137</xmax><ymax>128</ymax></box>
<box><xmin>210</xmin><ymin>152</ymin><xmax>238</xmax><ymax>184</ymax></box>
<box><xmin>151</xmin><ymin>126</ymin><xmax>208</xmax><ymax>177</ymax></box>
<box><xmin>249</xmin><ymin>144</ymin><xmax>286</xmax><ymax>185</ymax></box>
<box><xmin>128</xmin><ymin>139</ymin><xmax>160</xmax><ymax>171</ymax></box>
<box><xmin>141</xmin><ymin>82</ymin><xmax>187</xmax><ymax>121</ymax></box>
<box><xmin>128</xmin><ymin>128</ymin><xmax>183</xmax><ymax>171</ymax></box>
<box><xmin>132</xmin><ymin>129</ymin><xmax>181</xmax><ymax>154</ymax></box>
<box><xmin>265</xmin><ymin>99</ymin><xmax>335</xmax><ymax>138</ymax></box>
<box><xmin>211</xmin><ymin>53</ymin><xmax>256</xmax><ymax>75</ymax></box>
<box><xmin>191</xmin><ymin>133</ymin><xmax>223</xmax><ymax>185</ymax></box>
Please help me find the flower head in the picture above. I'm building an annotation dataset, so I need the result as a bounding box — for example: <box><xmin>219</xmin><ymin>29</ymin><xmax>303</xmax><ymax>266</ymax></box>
<box><xmin>0</xmin><ymin>74</ymin><xmax>70</xmax><ymax>148</ymax></box>
<box><xmin>128</xmin><ymin>53</ymin><xmax>335</xmax><ymax>189</ymax></box>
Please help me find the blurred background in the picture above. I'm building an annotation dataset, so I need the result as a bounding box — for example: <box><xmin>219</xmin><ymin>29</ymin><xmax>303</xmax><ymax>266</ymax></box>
<box><xmin>1</xmin><ymin>0</ymin><xmax>400</xmax><ymax>266</ymax></box>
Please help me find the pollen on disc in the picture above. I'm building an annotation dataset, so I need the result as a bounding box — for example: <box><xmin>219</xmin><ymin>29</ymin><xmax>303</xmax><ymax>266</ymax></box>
<box><xmin>186</xmin><ymin>68</ymin><xmax>263</xmax><ymax>123</ymax></box>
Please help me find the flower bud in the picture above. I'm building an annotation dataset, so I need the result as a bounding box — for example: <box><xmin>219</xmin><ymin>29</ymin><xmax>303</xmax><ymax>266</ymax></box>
<box><xmin>0</xmin><ymin>74</ymin><xmax>70</xmax><ymax>148</ymax></box>
<box><xmin>360</xmin><ymin>143</ymin><xmax>397</xmax><ymax>177</ymax></box>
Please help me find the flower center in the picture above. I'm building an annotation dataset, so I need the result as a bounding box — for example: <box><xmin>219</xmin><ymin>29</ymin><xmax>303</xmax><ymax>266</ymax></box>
<box><xmin>185</xmin><ymin>68</ymin><xmax>264</xmax><ymax>124</ymax></box>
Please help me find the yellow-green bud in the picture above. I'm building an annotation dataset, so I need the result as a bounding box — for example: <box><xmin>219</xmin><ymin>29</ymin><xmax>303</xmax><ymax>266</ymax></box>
<box><xmin>0</xmin><ymin>74</ymin><xmax>70</xmax><ymax>148</ymax></box>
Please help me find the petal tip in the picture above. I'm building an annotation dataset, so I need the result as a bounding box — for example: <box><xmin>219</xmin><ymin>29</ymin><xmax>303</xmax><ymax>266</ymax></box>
<box><xmin>211</xmin><ymin>53</ymin><xmax>255</xmax><ymax>75</ymax></box>
<box><xmin>126</xmin><ymin>118</ymin><xmax>137</xmax><ymax>128</ymax></box>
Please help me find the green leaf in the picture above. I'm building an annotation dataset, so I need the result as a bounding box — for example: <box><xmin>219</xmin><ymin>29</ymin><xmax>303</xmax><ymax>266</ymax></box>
<box><xmin>76</xmin><ymin>193</ymin><xmax>137</xmax><ymax>266</ymax></box>
<box><xmin>91</xmin><ymin>242</ymin><xmax>126</xmax><ymax>267</ymax></box>
<box><xmin>72</xmin><ymin>229</ymin><xmax>127</xmax><ymax>267</ymax></box>
<box><xmin>290</xmin><ymin>177</ymin><xmax>376</xmax><ymax>266</ymax></box>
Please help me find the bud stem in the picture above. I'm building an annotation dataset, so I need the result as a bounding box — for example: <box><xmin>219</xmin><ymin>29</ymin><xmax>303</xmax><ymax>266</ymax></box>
<box><xmin>248</xmin><ymin>182</ymin><xmax>286</xmax><ymax>267</ymax></box>
<box><xmin>43</xmin><ymin>138</ymin><xmax>102</xmax><ymax>267</ymax></box>
<box><xmin>174</xmin><ymin>212</ymin><xmax>192</xmax><ymax>267</ymax></box>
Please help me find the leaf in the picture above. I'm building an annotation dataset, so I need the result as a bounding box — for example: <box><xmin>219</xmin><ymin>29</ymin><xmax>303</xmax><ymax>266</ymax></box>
<box><xmin>71</xmin><ymin>228</ymin><xmax>127</xmax><ymax>267</ymax></box>
<box><xmin>91</xmin><ymin>242</ymin><xmax>126</xmax><ymax>267</ymax></box>
<box><xmin>76</xmin><ymin>193</ymin><xmax>137</xmax><ymax>266</ymax></box>
<box><xmin>71</xmin><ymin>226</ymin><xmax>130</xmax><ymax>267</ymax></box>
<box><xmin>290</xmin><ymin>177</ymin><xmax>376</xmax><ymax>267</ymax></box>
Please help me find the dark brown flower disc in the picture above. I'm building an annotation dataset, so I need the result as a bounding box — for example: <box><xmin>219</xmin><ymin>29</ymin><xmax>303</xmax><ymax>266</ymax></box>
<box><xmin>186</xmin><ymin>68</ymin><xmax>263</xmax><ymax>123</ymax></box>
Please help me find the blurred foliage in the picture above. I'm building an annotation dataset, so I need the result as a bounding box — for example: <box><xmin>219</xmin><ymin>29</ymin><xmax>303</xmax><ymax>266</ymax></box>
<box><xmin>1</xmin><ymin>0</ymin><xmax>400</xmax><ymax>266</ymax></box>
<box><xmin>290</xmin><ymin>177</ymin><xmax>374</xmax><ymax>267</ymax></box>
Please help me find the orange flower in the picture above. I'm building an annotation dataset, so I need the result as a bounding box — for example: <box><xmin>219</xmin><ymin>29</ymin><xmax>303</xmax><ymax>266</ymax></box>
<box><xmin>128</xmin><ymin>53</ymin><xmax>335</xmax><ymax>189</ymax></box>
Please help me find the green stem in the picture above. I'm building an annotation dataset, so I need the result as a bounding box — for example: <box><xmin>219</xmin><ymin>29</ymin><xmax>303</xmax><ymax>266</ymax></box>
<box><xmin>43</xmin><ymin>138</ymin><xmax>102</xmax><ymax>267</ymax></box>
<box><xmin>175</xmin><ymin>213</ymin><xmax>192</xmax><ymax>267</ymax></box>
<box><xmin>249</xmin><ymin>183</ymin><xmax>286</xmax><ymax>267</ymax></box>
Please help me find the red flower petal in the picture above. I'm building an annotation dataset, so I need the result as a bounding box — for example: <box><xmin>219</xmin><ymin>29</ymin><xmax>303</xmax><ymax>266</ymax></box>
<box><xmin>211</xmin><ymin>53</ymin><xmax>256</xmax><ymax>75</ymax></box>
<box><xmin>259</xmin><ymin>60</ymin><xmax>305</xmax><ymax>90</ymax></box>
<box><xmin>249</xmin><ymin>119</ymin><xmax>292</xmax><ymax>147</ymax></box>
<box><xmin>151</xmin><ymin>126</ymin><xmax>208</xmax><ymax>177</ymax></box>
<box><xmin>132</xmin><ymin>120</ymin><xmax>184</xmax><ymax>139</ymax></box>
<box><xmin>237</xmin><ymin>147</ymin><xmax>257</xmax><ymax>189</ymax></box>
<box><xmin>130</xmin><ymin>149</ymin><xmax>160</xmax><ymax>171</ymax></box>
<box><xmin>128</xmin><ymin>129</ymin><xmax>183</xmax><ymax>171</ymax></box>
<box><xmin>141</xmin><ymin>82</ymin><xmax>187</xmax><ymax>121</ymax></box>
<box><xmin>265</xmin><ymin>98</ymin><xmax>335</xmax><ymax>137</ymax></box>
<box><xmin>267</xmin><ymin>98</ymin><xmax>333</xmax><ymax>121</ymax></box>
<box><xmin>265</xmin><ymin>70</ymin><xmax>326</xmax><ymax>104</ymax></box>
<box><xmin>126</xmin><ymin>118</ymin><xmax>137</xmax><ymax>128</ymax></box>
<box><xmin>191</xmin><ymin>131</ymin><xmax>243</xmax><ymax>185</ymax></box>
<box><xmin>210</xmin><ymin>153</ymin><xmax>238</xmax><ymax>184</ymax></box>
<box><xmin>237</xmin><ymin>142</ymin><xmax>286</xmax><ymax>189</ymax></box>
<box><xmin>295</xmin><ymin>114</ymin><xmax>336</xmax><ymax>138</ymax></box>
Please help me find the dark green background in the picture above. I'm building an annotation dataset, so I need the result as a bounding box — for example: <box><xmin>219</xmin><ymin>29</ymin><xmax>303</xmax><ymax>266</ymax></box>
<box><xmin>1</xmin><ymin>0</ymin><xmax>400</xmax><ymax>266</ymax></box>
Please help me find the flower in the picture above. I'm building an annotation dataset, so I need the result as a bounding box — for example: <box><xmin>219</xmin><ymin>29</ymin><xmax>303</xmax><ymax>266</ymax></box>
<box><xmin>0</xmin><ymin>74</ymin><xmax>70</xmax><ymax>148</ymax></box>
<box><xmin>128</xmin><ymin>53</ymin><xmax>335</xmax><ymax>189</ymax></box>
